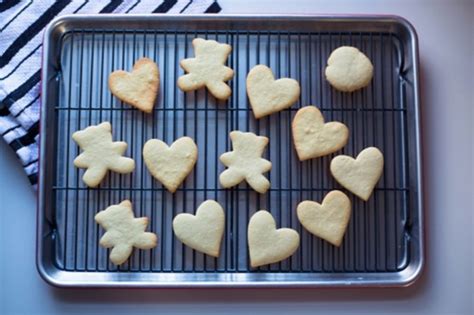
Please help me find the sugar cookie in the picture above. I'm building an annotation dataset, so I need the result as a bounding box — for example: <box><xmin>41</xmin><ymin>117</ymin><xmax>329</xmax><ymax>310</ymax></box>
<box><xmin>95</xmin><ymin>200</ymin><xmax>157</xmax><ymax>265</ymax></box>
<box><xmin>246</xmin><ymin>65</ymin><xmax>300</xmax><ymax>119</ymax></box>
<box><xmin>178</xmin><ymin>38</ymin><xmax>234</xmax><ymax>100</ymax></box>
<box><xmin>325</xmin><ymin>46</ymin><xmax>373</xmax><ymax>92</ymax></box>
<box><xmin>72</xmin><ymin>122</ymin><xmax>135</xmax><ymax>188</ymax></box>
<box><xmin>219</xmin><ymin>131</ymin><xmax>272</xmax><ymax>194</ymax></box>
<box><xmin>173</xmin><ymin>200</ymin><xmax>225</xmax><ymax>257</ymax></box>
<box><xmin>330</xmin><ymin>147</ymin><xmax>384</xmax><ymax>201</ymax></box>
<box><xmin>248</xmin><ymin>210</ymin><xmax>300</xmax><ymax>268</ymax></box>
<box><xmin>292</xmin><ymin>106</ymin><xmax>349</xmax><ymax>160</ymax></box>
<box><xmin>297</xmin><ymin>190</ymin><xmax>351</xmax><ymax>246</ymax></box>
<box><xmin>143</xmin><ymin>137</ymin><xmax>198</xmax><ymax>193</ymax></box>
<box><xmin>109</xmin><ymin>57</ymin><xmax>159</xmax><ymax>113</ymax></box>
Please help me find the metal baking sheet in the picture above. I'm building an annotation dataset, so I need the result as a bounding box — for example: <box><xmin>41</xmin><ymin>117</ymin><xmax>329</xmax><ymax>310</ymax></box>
<box><xmin>38</xmin><ymin>14</ymin><xmax>423</xmax><ymax>287</ymax></box>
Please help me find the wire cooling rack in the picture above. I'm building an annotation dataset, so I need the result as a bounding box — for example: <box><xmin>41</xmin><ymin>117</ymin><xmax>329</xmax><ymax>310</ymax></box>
<box><xmin>39</xmin><ymin>15</ymin><xmax>423</xmax><ymax>287</ymax></box>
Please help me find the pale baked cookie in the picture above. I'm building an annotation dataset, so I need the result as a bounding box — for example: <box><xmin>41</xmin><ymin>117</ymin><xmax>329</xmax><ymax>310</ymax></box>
<box><xmin>330</xmin><ymin>147</ymin><xmax>384</xmax><ymax>201</ymax></box>
<box><xmin>248</xmin><ymin>210</ymin><xmax>300</xmax><ymax>268</ymax></box>
<box><xmin>109</xmin><ymin>57</ymin><xmax>159</xmax><ymax>113</ymax></box>
<box><xmin>72</xmin><ymin>122</ymin><xmax>135</xmax><ymax>188</ymax></box>
<box><xmin>178</xmin><ymin>38</ymin><xmax>234</xmax><ymax>100</ymax></box>
<box><xmin>95</xmin><ymin>200</ymin><xmax>157</xmax><ymax>265</ymax></box>
<box><xmin>173</xmin><ymin>200</ymin><xmax>225</xmax><ymax>257</ymax></box>
<box><xmin>219</xmin><ymin>131</ymin><xmax>272</xmax><ymax>194</ymax></box>
<box><xmin>325</xmin><ymin>46</ymin><xmax>373</xmax><ymax>92</ymax></box>
<box><xmin>143</xmin><ymin>137</ymin><xmax>198</xmax><ymax>193</ymax></box>
<box><xmin>297</xmin><ymin>190</ymin><xmax>351</xmax><ymax>246</ymax></box>
<box><xmin>292</xmin><ymin>106</ymin><xmax>349</xmax><ymax>160</ymax></box>
<box><xmin>246</xmin><ymin>65</ymin><xmax>300</xmax><ymax>119</ymax></box>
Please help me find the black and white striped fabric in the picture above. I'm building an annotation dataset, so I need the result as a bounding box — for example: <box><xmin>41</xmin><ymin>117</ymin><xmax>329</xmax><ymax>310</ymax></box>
<box><xmin>0</xmin><ymin>0</ymin><xmax>221</xmax><ymax>188</ymax></box>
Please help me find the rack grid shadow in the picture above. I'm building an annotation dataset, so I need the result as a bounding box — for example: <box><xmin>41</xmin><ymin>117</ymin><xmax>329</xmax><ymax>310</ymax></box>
<box><xmin>39</xmin><ymin>16</ymin><xmax>422</xmax><ymax>286</ymax></box>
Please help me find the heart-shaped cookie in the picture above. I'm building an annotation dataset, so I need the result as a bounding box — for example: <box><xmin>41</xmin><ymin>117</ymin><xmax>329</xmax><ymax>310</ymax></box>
<box><xmin>173</xmin><ymin>200</ymin><xmax>225</xmax><ymax>257</ymax></box>
<box><xmin>330</xmin><ymin>147</ymin><xmax>384</xmax><ymax>201</ymax></box>
<box><xmin>292</xmin><ymin>106</ymin><xmax>349</xmax><ymax>160</ymax></box>
<box><xmin>109</xmin><ymin>57</ymin><xmax>159</xmax><ymax>113</ymax></box>
<box><xmin>143</xmin><ymin>137</ymin><xmax>198</xmax><ymax>193</ymax></box>
<box><xmin>297</xmin><ymin>190</ymin><xmax>351</xmax><ymax>246</ymax></box>
<box><xmin>248</xmin><ymin>210</ymin><xmax>300</xmax><ymax>268</ymax></box>
<box><xmin>246</xmin><ymin>65</ymin><xmax>300</xmax><ymax>119</ymax></box>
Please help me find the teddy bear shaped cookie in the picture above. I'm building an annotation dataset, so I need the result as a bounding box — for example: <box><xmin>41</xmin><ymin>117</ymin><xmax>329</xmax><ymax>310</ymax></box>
<box><xmin>178</xmin><ymin>38</ymin><xmax>234</xmax><ymax>101</ymax></box>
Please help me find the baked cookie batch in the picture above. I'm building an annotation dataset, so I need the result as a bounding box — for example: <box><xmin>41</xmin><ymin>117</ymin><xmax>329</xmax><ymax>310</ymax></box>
<box><xmin>73</xmin><ymin>39</ymin><xmax>383</xmax><ymax>267</ymax></box>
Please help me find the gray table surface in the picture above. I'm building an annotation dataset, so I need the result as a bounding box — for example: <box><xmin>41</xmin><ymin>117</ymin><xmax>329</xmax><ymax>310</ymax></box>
<box><xmin>1</xmin><ymin>0</ymin><xmax>473</xmax><ymax>314</ymax></box>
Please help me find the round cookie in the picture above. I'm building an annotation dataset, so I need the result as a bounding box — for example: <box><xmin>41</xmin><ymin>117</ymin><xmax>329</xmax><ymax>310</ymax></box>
<box><xmin>325</xmin><ymin>46</ymin><xmax>373</xmax><ymax>92</ymax></box>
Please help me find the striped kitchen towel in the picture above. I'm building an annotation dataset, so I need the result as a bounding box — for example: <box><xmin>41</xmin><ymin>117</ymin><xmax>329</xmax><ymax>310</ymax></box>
<box><xmin>0</xmin><ymin>0</ymin><xmax>221</xmax><ymax>189</ymax></box>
